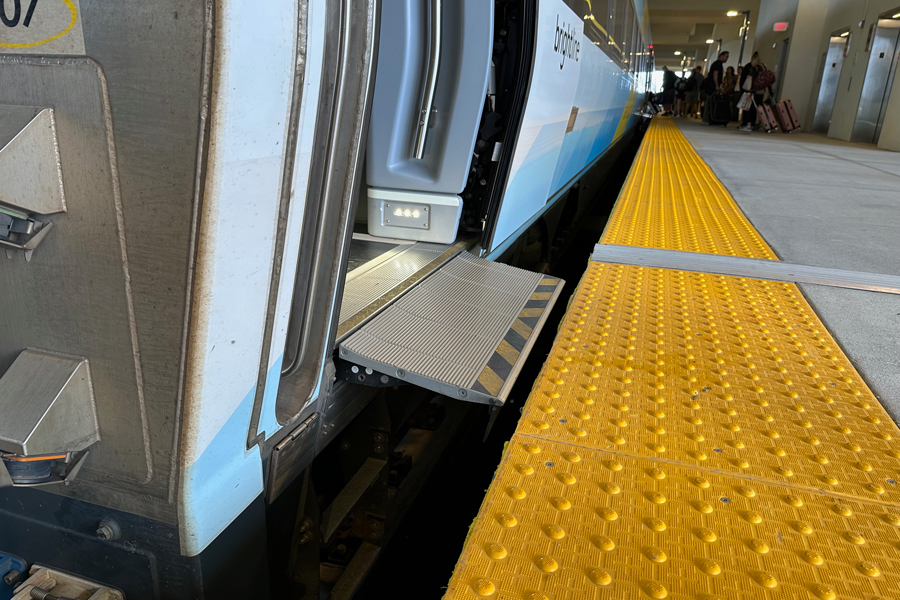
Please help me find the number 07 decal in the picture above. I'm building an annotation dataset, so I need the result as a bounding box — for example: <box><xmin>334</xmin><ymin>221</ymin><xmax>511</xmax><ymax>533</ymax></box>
<box><xmin>0</xmin><ymin>0</ymin><xmax>84</xmax><ymax>53</ymax></box>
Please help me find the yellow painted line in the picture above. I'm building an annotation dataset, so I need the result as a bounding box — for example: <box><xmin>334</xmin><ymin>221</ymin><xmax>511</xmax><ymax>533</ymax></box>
<box><xmin>529</xmin><ymin>292</ymin><xmax>554</xmax><ymax>301</ymax></box>
<box><xmin>476</xmin><ymin>366</ymin><xmax>504</xmax><ymax>397</ymax></box>
<box><xmin>0</xmin><ymin>0</ymin><xmax>78</xmax><ymax>48</ymax></box>
<box><xmin>601</xmin><ymin>118</ymin><xmax>777</xmax><ymax>259</ymax></box>
<box><xmin>495</xmin><ymin>339</ymin><xmax>520</xmax><ymax>366</ymax></box>
<box><xmin>510</xmin><ymin>319</ymin><xmax>533</xmax><ymax>340</ymax></box>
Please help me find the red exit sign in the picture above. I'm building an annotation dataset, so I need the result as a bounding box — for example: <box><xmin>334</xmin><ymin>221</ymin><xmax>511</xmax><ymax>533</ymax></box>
<box><xmin>773</xmin><ymin>22</ymin><xmax>790</xmax><ymax>32</ymax></box>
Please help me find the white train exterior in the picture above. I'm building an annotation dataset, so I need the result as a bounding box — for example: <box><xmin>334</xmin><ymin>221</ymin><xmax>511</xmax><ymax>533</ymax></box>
<box><xmin>0</xmin><ymin>0</ymin><xmax>650</xmax><ymax>597</ymax></box>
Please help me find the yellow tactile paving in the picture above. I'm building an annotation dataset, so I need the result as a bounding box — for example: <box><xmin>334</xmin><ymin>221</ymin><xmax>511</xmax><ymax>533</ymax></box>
<box><xmin>446</xmin><ymin>434</ymin><xmax>900</xmax><ymax>600</ymax></box>
<box><xmin>601</xmin><ymin>118</ymin><xmax>777</xmax><ymax>260</ymax></box>
<box><xmin>520</xmin><ymin>263</ymin><xmax>900</xmax><ymax>504</ymax></box>
<box><xmin>444</xmin><ymin>117</ymin><xmax>900</xmax><ymax>600</ymax></box>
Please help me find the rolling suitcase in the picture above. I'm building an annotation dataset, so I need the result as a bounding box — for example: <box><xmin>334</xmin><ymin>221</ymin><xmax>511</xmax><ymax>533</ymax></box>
<box><xmin>773</xmin><ymin>101</ymin><xmax>794</xmax><ymax>133</ymax></box>
<box><xmin>780</xmin><ymin>99</ymin><xmax>801</xmax><ymax>130</ymax></box>
<box><xmin>755</xmin><ymin>99</ymin><xmax>777</xmax><ymax>132</ymax></box>
<box><xmin>708</xmin><ymin>93</ymin><xmax>731</xmax><ymax>125</ymax></box>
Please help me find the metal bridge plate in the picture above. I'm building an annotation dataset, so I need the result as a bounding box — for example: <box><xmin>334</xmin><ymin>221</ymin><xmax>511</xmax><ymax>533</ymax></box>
<box><xmin>337</xmin><ymin>241</ymin><xmax>467</xmax><ymax>341</ymax></box>
<box><xmin>339</xmin><ymin>253</ymin><xmax>564</xmax><ymax>405</ymax></box>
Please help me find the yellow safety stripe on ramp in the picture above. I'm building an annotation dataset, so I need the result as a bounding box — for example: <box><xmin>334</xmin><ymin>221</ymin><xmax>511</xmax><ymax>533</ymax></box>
<box><xmin>444</xmin><ymin>117</ymin><xmax>900</xmax><ymax>600</ymax></box>
<box><xmin>601</xmin><ymin>118</ymin><xmax>777</xmax><ymax>260</ymax></box>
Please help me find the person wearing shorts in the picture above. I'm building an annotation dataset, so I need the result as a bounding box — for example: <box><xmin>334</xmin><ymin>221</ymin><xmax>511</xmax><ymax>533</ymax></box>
<box><xmin>684</xmin><ymin>66</ymin><xmax>702</xmax><ymax>117</ymax></box>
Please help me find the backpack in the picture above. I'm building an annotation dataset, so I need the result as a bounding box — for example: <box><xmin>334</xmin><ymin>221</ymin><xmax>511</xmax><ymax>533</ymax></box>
<box><xmin>753</xmin><ymin>68</ymin><xmax>775</xmax><ymax>91</ymax></box>
<box><xmin>676</xmin><ymin>78</ymin><xmax>687</xmax><ymax>92</ymax></box>
<box><xmin>685</xmin><ymin>75</ymin><xmax>697</xmax><ymax>92</ymax></box>
<box><xmin>700</xmin><ymin>75</ymin><xmax>715</xmax><ymax>94</ymax></box>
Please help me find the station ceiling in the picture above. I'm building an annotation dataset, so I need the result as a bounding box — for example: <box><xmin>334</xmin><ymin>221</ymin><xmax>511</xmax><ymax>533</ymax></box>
<box><xmin>648</xmin><ymin>0</ymin><xmax>761</xmax><ymax>70</ymax></box>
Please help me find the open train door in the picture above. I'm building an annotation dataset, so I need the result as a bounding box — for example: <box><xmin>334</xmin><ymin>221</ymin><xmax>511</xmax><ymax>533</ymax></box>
<box><xmin>351</xmin><ymin>0</ymin><xmax>562</xmax><ymax>405</ymax></box>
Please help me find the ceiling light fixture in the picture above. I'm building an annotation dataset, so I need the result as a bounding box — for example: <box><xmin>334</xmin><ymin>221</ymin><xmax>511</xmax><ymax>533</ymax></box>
<box><xmin>726</xmin><ymin>10</ymin><xmax>739</xmax><ymax>17</ymax></box>
<box><xmin>840</xmin><ymin>31</ymin><xmax>850</xmax><ymax>37</ymax></box>
<box><xmin>674</xmin><ymin>51</ymin><xmax>682</xmax><ymax>55</ymax></box>
<box><xmin>893</xmin><ymin>12</ymin><xmax>900</xmax><ymax>18</ymax></box>
<box><xmin>706</xmin><ymin>39</ymin><xmax>714</xmax><ymax>43</ymax></box>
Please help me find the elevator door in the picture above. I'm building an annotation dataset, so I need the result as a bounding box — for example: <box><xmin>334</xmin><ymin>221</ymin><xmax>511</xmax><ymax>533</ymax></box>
<box><xmin>812</xmin><ymin>36</ymin><xmax>848</xmax><ymax>134</ymax></box>
<box><xmin>773</xmin><ymin>38</ymin><xmax>790</xmax><ymax>102</ymax></box>
<box><xmin>851</xmin><ymin>19</ymin><xmax>900</xmax><ymax>143</ymax></box>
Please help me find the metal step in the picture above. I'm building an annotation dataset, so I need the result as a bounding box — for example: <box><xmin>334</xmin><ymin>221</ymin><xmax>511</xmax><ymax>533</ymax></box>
<box><xmin>337</xmin><ymin>241</ymin><xmax>466</xmax><ymax>341</ymax></box>
<box><xmin>339</xmin><ymin>253</ymin><xmax>564</xmax><ymax>405</ymax></box>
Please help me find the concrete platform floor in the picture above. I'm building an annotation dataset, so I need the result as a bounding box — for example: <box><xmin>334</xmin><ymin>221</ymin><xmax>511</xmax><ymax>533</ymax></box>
<box><xmin>677</xmin><ymin>119</ymin><xmax>900</xmax><ymax>422</ymax></box>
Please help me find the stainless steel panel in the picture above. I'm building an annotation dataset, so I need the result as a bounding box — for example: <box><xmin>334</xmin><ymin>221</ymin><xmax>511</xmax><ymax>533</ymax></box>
<box><xmin>0</xmin><ymin>0</ymin><xmax>209</xmax><ymax>522</ymax></box>
<box><xmin>876</xmin><ymin>29</ymin><xmax>900</xmax><ymax>143</ymax></box>
<box><xmin>276</xmin><ymin>0</ymin><xmax>379</xmax><ymax>425</ymax></box>
<box><xmin>338</xmin><ymin>242</ymin><xmax>449</xmax><ymax>323</ymax></box>
<box><xmin>266</xmin><ymin>412</ymin><xmax>319</xmax><ymax>502</ymax></box>
<box><xmin>366</xmin><ymin>187</ymin><xmax>462</xmax><ymax>243</ymax></box>
<box><xmin>0</xmin><ymin>349</ymin><xmax>98</xmax><ymax>456</ymax></box>
<box><xmin>592</xmin><ymin>244</ymin><xmax>900</xmax><ymax>295</ymax></box>
<box><xmin>0</xmin><ymin>58</ymin><xmax>151</xmax><ymax>484</ymax></box>
<box><xmin>812</xmin><ymin>37</ymin><xmax>846</xmax><ymax>135</ymax></box>
<box><xmin>0</xmin><ymin>106</ymin><xmax>66</xmax><ymax>215</ymax></box>
<box><xmin>852</xmin><ymin>19</ymin><xmax>900</xmax><ymax>143</ymax></box>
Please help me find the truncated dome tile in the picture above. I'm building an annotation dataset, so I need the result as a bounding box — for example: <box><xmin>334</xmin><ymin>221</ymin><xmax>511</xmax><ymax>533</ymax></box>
<box><xmin>519</xmin><ymin>263</ymin><xmax>900</xmax><ymax>503</ymax></box>
<box><xmin>600</xmin><ymin>117</ymin><xmax>776</xmax><ymax>259</ymax></box>
<box><xmin>445</xmin><ymin>435</ymin><xmax>900</xmax><ymax>600</ymax></box>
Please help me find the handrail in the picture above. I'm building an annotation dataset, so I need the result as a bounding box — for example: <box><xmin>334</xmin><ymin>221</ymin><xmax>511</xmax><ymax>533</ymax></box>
<box><xmin>412</xmin><ymin>0</ymin><xmax>441</xmax><ymax>159</ymax></box>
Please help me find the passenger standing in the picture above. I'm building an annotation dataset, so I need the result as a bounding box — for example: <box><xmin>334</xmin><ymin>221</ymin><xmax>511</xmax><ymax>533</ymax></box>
<box><xmin>701</xmin><ymin>51</ymin><xmax>729</xmax><ymax>124</ymax></box>
<box><xmin>661</xmin><ymin>66</ymin><xmax>676</xmax><ymax>116</ymax></box>
<box><xmin>722</xmin><ymin>66</ymin><xmax>738</xmax><ymax>121</ymax></box>
<box><xmin>738</xmin><ymin>52</ymin><xmax>765</xmax><ymax>131</ymax></box>
<box><xmin>684</xmin><ymin>66</ymin><xmax>703</xmax><ymax>118</ymax></box>
<box><xmin>675</xmin><ymin>71</ymin><xmax>687</xmax><ymax>117</ymax></box>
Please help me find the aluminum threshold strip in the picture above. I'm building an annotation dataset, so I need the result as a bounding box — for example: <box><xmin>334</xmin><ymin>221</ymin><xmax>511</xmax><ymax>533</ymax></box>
<box><xmin>593</xmin><ymin>243</ymin><xmax>900</xmax><ymax>295</ymax></box>
<box><xmin>339</xmin><ymin>253</ymin><xmax>564</xmax><ymax>406</ymax></box>
<box><xmin>336</xmin><ymin>240</ymin><xmax>468</xmax><ymax>342</ymax></box>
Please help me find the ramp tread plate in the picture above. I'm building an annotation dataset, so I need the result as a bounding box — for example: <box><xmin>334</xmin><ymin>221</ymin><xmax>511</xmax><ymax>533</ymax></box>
<box><xmin>445</xmin><ymin>433</ymin><xmax>900</xmax><ymax>600</ymax></box>
<box><xmin>339</xmin><ymin>242</ymin><xmax>450</xmax><ymax>322</ymax></box>
<box><xmin>340</xmin><ymin>254</ymin><xmax>563</xmax><ymax>404</ymax></box>
<box><xmin>337</xmin><ymin>241</ymin><xmax>467</xmax><ymax>340</ymax></box>
<box><xmin>518</xmin><ymin>263</ymin><xmax>900</xmax><ymax>504</ymax></box>
<box><xmin>600</xmin><ymin>118</ymin><xmax>777</xmax><ymax>260</ymax></box>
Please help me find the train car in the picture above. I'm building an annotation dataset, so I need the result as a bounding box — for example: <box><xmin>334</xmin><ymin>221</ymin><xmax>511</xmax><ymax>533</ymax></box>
<box><xmin>0</xmin><ymin>0</ymin><xmax>651</xmax><ymax>598</ymax></box>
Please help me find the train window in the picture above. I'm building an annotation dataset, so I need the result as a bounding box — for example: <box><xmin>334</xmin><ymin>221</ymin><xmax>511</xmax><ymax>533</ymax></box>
<box><xmin>573</xmin><ymin>0</ymin><xmax>609</xmax><ymax>49</ymax></box>
<box><xmin>608</xmin><ymin>0</ymin><xmax>626</xmax><ymax>64</ymax></box>
<box><xmin>623</xmin><ymin>0</ymin><xmax>634</xmax><ymax>71</ymax></box>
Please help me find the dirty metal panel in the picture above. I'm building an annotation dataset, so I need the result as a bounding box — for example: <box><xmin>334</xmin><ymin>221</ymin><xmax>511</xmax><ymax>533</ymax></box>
<box><xmin>445</xmin><ymin>434</ymin><xmax>900</xmax><ymax>600</ymax></box>
<box><xmin>0</xmin><ymin>57</ymin><xmax>151</xmax><ymax>484</ymax></box>
<box><xmin>340</xmin><ymin>253</ymin><xmax>564</xmax><ymax>405</ymax></box>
